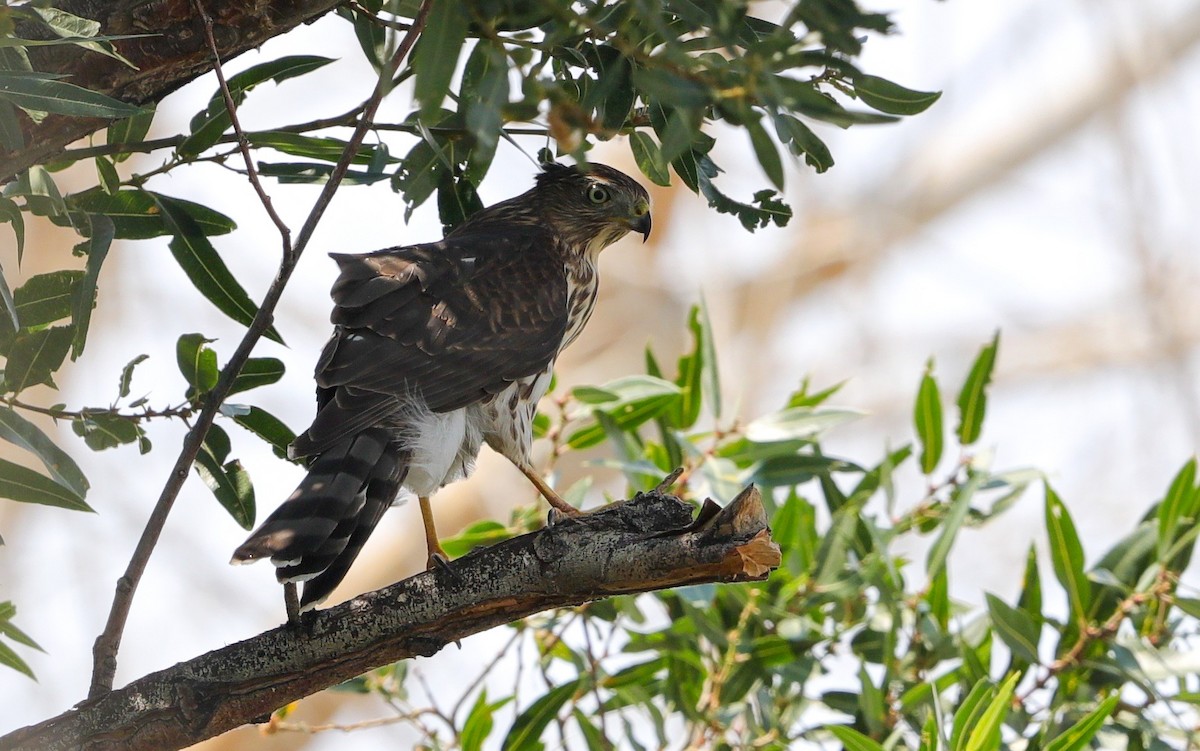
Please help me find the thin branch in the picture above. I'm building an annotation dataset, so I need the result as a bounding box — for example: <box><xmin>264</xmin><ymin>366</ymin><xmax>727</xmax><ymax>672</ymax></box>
<box><xmin>191</xmin><ymin>0</ymin><xmax>292</xmax><ymax>249</ymax></box>
<box><xmin>6</xmin><ymin>487</ymin><xmax>779</xmax><ymax>751</ymax></box>
<box><xmin>86</xmin><ymin>0</ymin><xmax>435</xmax><ymax>699</ymax></box>
<box><xmin>0</xmin><ymin>395</ymin><xmax>195</xmax><ymax>423</ymax></box>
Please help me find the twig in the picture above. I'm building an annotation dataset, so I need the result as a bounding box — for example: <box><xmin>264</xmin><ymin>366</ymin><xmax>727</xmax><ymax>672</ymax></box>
<box><xmin>86</xmin><ymin>0</ymin><xmax>435</xmax><ymax>699</ymax></box>
<box><xmin>0</xmin><ymin>395</ymin><xmax>194</xmax><ymax>423</ymax></box>
<box><xmin>191</xmin><ymin>0</ymin><xmax>292</xmax><ymax>248</ymax></box>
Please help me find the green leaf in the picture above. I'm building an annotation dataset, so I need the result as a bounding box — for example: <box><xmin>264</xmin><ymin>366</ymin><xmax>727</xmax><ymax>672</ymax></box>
<box><xmin>1045</xmin><ymin>484</ymin><xmax>1090</xmax><ymax>627</ymax></box>
<box><xmin>441</xmin><ymin>519</ymin><xmax>512</xmax><ymax>559</ymax></box>
<box><xmin>985</xmin><ymin>592</ymin><xmax>1040</xmax><ymax>663</ymax></box>
<box><xmin>746</xmin><ymin>116</ymin><xmax>784</xmax><ymax>190</ymax></box>
<box><xmin>827</xmin><ymin>725</ymin><xmax>885</xmax><ymax>751</ymax></box>
<box><xmin>0</xmin><ymin>262</ymin><xmax>16</xmax><ymax>334</ymax></box>
<box><xmin>914</xmin><ymin>358</ymin><xmax>943</xmax><ymax>474</ymax></box>
<box><xmin>3</xmin><ymin>326</ymin><xmax>74</xmax><ymax>393</ymax></box>
<box><xmin>181</xmin><ymin>55</ymin><xmax>336</xmax><ymax>155</ymax></box>
<box><xmin>0</xmin><ymin>457</ymin><xmax>91</xmax><ymax>511</ymax></box>
<box><xmin>963</xmin><ymin>673</ymin><xmax>1019</xmax><ymax>751</ymax></box>
<box><xmin>1157</xmin><ymin>457</ymin><xmax>1196</xmax><ymax>560</ymax></box>
<box><xmin>925</xmin><ymin>471</ymin><xmax>982</xmax><ymax>581</ymax></box>
<box><xmin>95</xmin><ymin>154</ymin><xmax>119</xmax><ymax>194</ymax></box>
<box><xmin>153</xmin><ymin>195</ymin><xmax>283</xmax><ymax>344</ymax></box>
<box><xmin>228</xmin><ymin>357</ymin><xmax>285</xmax><ymax>396</ymax></box>
<box><xmin>13</xmin><ymin>271</ymin><xmax>82</xmax><ymax>328</ymax></box>
<box><xmin>0</xmin><ymin>73</ymin><xmax>144</xmax><ymax>118</ymax></box>
<box><xmin>745</xmin><ymin>406</ymin><xmax>862</xmax><ymax>443</ymax></box>
<box><xmin>118</xmin><ymin>353</ymin><xmax>148</xmax><ymax>398</ymax></box>
<box><xmin>1018</xmin><ymin>543</ymin><xmax>1044</xmax><ymax>632</ymax></box>
<box><xmin>412</xmin><ymin>1</ymin><xmax>468</xmax><ymax>116</ymax></box>
<box><xmin>0</xmin><ymin>602</ymin><xmax>42</xmax><ymax>652</ymax></box>
<box><xmin>0</xmin><ymin>407</ymin><xmax>89</xmax><ymax>497</ymax></box>
<box><xmin>950</xmin><ymin>679</ymin><xmax>995</xmax><ymax>751</ymax></box>
<box><xmin>176</xmin><ymin>333</ymin><xmax>219</xmax><ymax>395</ymax></box>
<box><xmin>66</xmin><ymin>189</ymin><xmax>236</xmax><ymax>239</ymax></box>
<box><xmin>0</xmin><ymin>195</ymin><xmax>25</xmax><ymax>267</ymax></box>
<box><xmin>567</xmin><ymin>376</ymin><xmax>682</xmax><ymax>449</ymax></box>
<box><xmin>955</xmin><ymin>332</ymin><xmax>999</xmax><ymax>445</ymax></box>
<box><xmin>854</xmin><ymin>74</ymin><xmax>941</xmax><ymax>115</ymax></box>
<box><xmin>462</xmin><ymin>40</ymin><xmax>508</xmax><ymax>162</ymax></box>
<box><xmin>502</xmin><ymin>678</ymin><xmax>580</xmax><ymax>750</ymax></box>
<box><xmin>72</xmin><ymin>413</ymin><xmax>142</xmax><ymax>452</ymax></box>
<box><xmin>772</xmin><ymin>113</ymin><xmax>833</xmax><ymax>173</ymax></box>
<box><xmin>230</xmin><ymin>406</ymin><xmax>296</xmax><ymax>461</ymax></box>
<box><xmin>247</xmin><ymin>132</ymin><xmax>390</xmax><ymax>165</ymax></box>
<box><xmin>71</xmin><ymin>213</ymin><xmax>114</xmax><ymax>358</ymax></box>
<box><xmin>31</xmin><ymin>6</ymin><xmax>100</xmax><ymax>37</ymax></box>
<box><xmin>106</xmin><ymin>108</ymin><xmax>155</xmax><ymax>162</ymax></box>
<box><xmin>629</xmin><ymin>131</ymin><xmax>670</xmax><ymax>187</ymax></box>
<box><xmin>194</xmin><ymin>424</ymin><xmax>255</xmax><ymax>529</ymax></box>
<box><xmin>437</xmin><ymin>170</ymin><xmax>484</xmax><ymax>232</ymax></box>
<box><xmin>462</xmin><ymin>691</ymin><xmax>494</xmax><ymax>751</ymax></box>
<box><xmin>0</xmin><ymin>639</ymin><xmax>34</xmax><ymax>679</ymax></box>
<box><xmin>1044</xmin><ymin>695</ymin><xmax>1118</xmax><ymax>751</ymax></box>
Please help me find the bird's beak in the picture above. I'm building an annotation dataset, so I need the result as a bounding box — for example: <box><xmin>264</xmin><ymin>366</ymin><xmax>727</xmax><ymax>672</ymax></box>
<box><xmin>630</xmin><ymin>204</ymin><xmax>652</xmax><ymax>242</ymax></box>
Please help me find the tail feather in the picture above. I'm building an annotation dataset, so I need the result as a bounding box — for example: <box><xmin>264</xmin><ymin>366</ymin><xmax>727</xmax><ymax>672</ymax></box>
<box><xmin>232</xmin><ymin>428</ymin><xmax>406</xmax><ymax>604</ymax></box>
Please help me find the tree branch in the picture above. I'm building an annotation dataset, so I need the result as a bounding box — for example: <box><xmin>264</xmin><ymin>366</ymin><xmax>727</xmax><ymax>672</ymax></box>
<box><xmin>3</xmin><ymin>486</ymin><xmax>780</xmax><ymax>751</ymax></box>
<box><xmin>1</xmin><ymin>0</ymin><xmax>343</xmax><ymax>182</ymax></box>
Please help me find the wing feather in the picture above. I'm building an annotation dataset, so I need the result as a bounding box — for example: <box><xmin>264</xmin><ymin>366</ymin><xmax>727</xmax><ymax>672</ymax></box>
<box><xmin>291</xmin><ymin>228</ymin><xmax>568</xmax><ymax>458</ymax></box>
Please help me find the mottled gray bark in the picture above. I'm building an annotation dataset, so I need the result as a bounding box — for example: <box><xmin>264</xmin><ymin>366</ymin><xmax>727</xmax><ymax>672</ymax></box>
<box><xmin>1</xmin><ymin>486</ymin><xmax>780</xmax><ymax>751</ymax></box>
<box><xmin>1</xmin><ymin>0</ymin><xmax>341</xmax><ymax>181</ymax></box>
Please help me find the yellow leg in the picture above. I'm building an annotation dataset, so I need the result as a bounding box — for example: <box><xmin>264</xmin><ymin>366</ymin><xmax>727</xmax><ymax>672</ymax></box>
<box><xmin>418</xmin><ymin>496</ymin><xmax>449</xmax><ymax>569</ymax></box>
<box><xmin>517</xmin><ymin>463</ymin><xmax>581</xmax><ymax>516</ymax></box>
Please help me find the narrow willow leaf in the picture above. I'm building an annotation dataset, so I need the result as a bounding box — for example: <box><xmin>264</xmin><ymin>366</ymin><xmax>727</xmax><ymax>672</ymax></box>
<box><xmin>1157</xmin><ymin>457</ymin><xmax>1196</xmax><ymax>560</ymax></box>
<box><xmin>0</xmin><ymin>261</ymin><xmax>15</xmax><ymax>331</ymax></box>
<box><xmin>0</xmin><ymin>407</ymin><xmax>89</xmax><ymax>497</ymax></box>
<box><xmin>1045</xmin><ymin>484</ymin><xmax>1090</xmax><ymax>626</ymax></box>
<box><xmin>194</xmin><ymin>425</ymin><xmax>255</xmax><ymax>529</ymax></box>
<box><xmin>228</xmin><ymin>357</ymin><xmax>285</xmax><ymax>396</ymax></box>
<box><xmin>412</xmin><ymin>1</ymin><xmax>468</xmax><ymax>116</ymax></box>
<box><xmin>72</xmin><ymin>413</ymin><xmax>141</xmax><ymax>451</ymax></box>
<box><xmin>1044</xmin><ymin>695</ymin><xmax>1119</xmax><ymax>751</ymax></box>
<box><xmin>925</xmin><ymin>471</ymin><xmax>982</xmax><ymax>581</ymax></box>
<box><xmin>71</xmin><ymin>213</ymin><xmax>113</xmax><ymax>359</ymax></box>
<box><xmin>854</xmin><ymin>74</ymin><xmax>941</xmax><ymax>115</ymax></box>
<box><xmin>502</xmin><ymin>678</ymin><xmax>580</xmax><ymax>750</ymax></box>
<box><xmin>0</xmin><ymin>196</ymin><xmax>24</xmax><ymax>267</ymax></box>
<box><xmin>914</xmin><ymin>358</ymin><xmax>943</xmax><ymax>474</ymax></box>
<box><xmin>181</xmin><ymin>55</ymin><xmax>336</xmax><ymax>155</ymax></box>
<box><xmin>462</xmin><ymin>40</ymin><xmax>508</xmax><ymax>158</ymax></box>
<box><xmin>3</xmin><ymin>326</ymin><xmax>73</xmax><ymax>393</ymax></box>
<box><xmin>629</xmin><ymin>131</ymin><xmax>670</xmax><ymax>186</ymax></box>
<box><xmin>772</xmin><ymin>113</ymin><xmax>833</xmax><ymax>173</ymax></box>
<box><xmin>746</xmin><ymin>116</ymin><xmax>784</xmax><ymax>190</ymax></box>
<box><xmin>0</xmin><ymin>457</ymin><xmax>91</xmax><ymax>511</ymax></box>
<box><xmin>963</xmin><ymin>673</ymin><xmax>1018</xmax><ymax>751</ymax></box>
<box><xmin>828</xmin><ymin>725</ymin><xmax>885</xmax><ymax>751</ymax></box>
<box><xmin>231</xmin><ymin>406</ymin><xmax>296</xmax><ymax>461</ymax></box>
<box><xmin>13</xmin><ymin>270</ymin><xmax>82</xmax><ymax>327</ymax></box>
<box><xmin>985</xmin><ymin>592</ymin><xmax>1040</xmax><ymax>663</ymax></box>
<box><xmin>0</xmin><ymin>639</ymin><xmax>35</xmax><ymax>679</ymax></box>
<box><xmin>0</xmin><ymin>73</ymin><xmax>144</xmax><ymax>118</ymax></box>
<box><xmin>106</xmin><ymin>108</ymin><xmax>155</xmax><ymax>162</ymax></box>
<box><xmin>153</xmin><ymin>195</ymin><xmax>282</xmax><ymax>344</ymax></box>
<box><xmin>956</xmin><ymin>332</ymin><xmax>999</xmax><ymax>445</ymax></box>
<box><xmin>66</xmin><ymin>189</ymin><xmax>235</xmax><ymax>239</ymax></box>
<box><xmin>461</xmin><ymin>689</ymin><xmax>496</xmax><ymax>751</ymax></box>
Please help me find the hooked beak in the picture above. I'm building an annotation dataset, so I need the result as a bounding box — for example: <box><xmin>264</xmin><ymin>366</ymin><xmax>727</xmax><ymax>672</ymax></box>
<box><xmin>630</xmin><ymin>207</ymin><xmax>652</xmax><ymax>243</ymax></box>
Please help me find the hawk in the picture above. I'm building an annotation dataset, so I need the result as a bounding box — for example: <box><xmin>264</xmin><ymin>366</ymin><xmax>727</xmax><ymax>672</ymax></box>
<box><xmin>232</xmin><ymin>162</ymin><xmax>652</xmax><ymax>611</ymax></box>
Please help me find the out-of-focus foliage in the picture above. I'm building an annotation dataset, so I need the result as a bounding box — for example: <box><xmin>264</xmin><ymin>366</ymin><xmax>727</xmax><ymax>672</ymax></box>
<box><xmin>321</xmin><ymin>320</ymin><xmax>1200</xmax><ymax>750</ymax></box>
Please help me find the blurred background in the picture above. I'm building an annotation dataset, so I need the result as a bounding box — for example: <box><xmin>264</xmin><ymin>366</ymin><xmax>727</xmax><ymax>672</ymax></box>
<box><xmin>2</xmin><ymin>0</ymin><xmax>1199</xmax><ymax>747</ymax></box>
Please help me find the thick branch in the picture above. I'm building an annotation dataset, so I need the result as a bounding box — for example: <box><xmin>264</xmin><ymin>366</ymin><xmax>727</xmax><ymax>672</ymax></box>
<box><xmin>2</xmin><ymin>486</ymin><xmax>780</xmax><ymax>751</ymax></box>
<box><xmin>1</xmin><ymin>0</ymin><xmax>342</xmax><ymax>182</ymax></box>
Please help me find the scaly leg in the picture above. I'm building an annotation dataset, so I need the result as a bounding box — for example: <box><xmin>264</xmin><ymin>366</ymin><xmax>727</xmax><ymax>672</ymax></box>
<box><xmin>517</xmin><ymin>463</ymin><xmax>581</xmax><ymax>517</ymax></box>
<box><xmin>418</xmin><ymin>495</ymin><xmax>450</xmax><ymax>569</ymax></box>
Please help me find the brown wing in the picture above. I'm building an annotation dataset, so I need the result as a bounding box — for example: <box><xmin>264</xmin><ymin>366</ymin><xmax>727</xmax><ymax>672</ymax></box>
<box><xmin>290</xmin><ymin>228</ymin><xmax>568</xmax><ymax>458</ymax></box>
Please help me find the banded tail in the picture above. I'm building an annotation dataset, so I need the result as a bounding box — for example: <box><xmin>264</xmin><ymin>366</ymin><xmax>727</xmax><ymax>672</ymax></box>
<box><xmin>231</xmin><ymin>428</ymin><xmax>407</xmax><ymax>610</ymax></box>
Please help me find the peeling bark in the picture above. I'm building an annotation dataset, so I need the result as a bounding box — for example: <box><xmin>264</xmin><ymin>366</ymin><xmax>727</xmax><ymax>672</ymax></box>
<box><xmin>1</xmin><ymin>485</ymin><xmax>780</xmax><ymax>751</ymax></box>
<box><xmin>1</xmin><ymin>0</ymin><xmax>342</xmax><ymax>181</ymax></box>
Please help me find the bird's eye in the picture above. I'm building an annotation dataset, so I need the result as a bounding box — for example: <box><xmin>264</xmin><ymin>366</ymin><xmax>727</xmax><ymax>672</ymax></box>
<box><xmin>587</xmin><ymin>185</ymin><xmax>610</xmax><ymax>204</ymax></box>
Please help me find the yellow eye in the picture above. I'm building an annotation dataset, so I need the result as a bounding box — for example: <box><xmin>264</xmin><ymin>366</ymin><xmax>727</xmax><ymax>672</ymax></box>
<box><xmin>587</xmin><ymin>184</ymin><xmax>611</xmax><ymax>204</ymax></box>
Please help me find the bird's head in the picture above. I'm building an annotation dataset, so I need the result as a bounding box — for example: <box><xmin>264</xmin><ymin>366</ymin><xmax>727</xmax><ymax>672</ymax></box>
<box><xmin>536</xmin><ymin>162</ymin><xmax>652</xmax><ymax>256</ymax></box>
